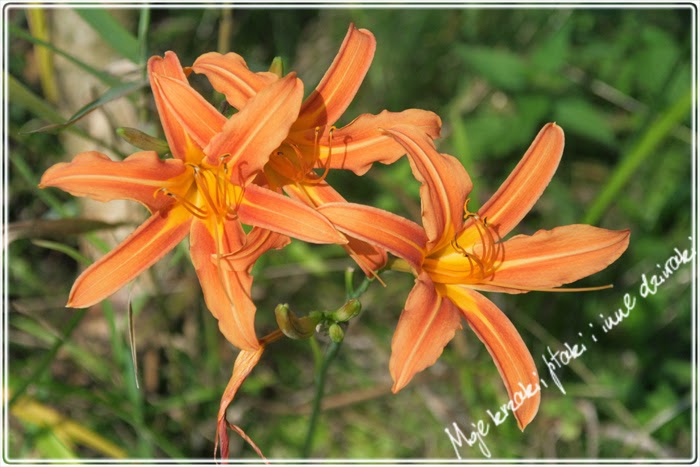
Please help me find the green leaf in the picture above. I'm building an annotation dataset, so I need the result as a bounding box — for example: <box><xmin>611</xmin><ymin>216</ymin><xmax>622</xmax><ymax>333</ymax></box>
<box><xmin>530</xmin><ymin>22</ymin><xmax>572</xmax><ymax>75</ymax></box>
<box><xmin>74</xmin><ymin>9</ymin><xmax>140</xmax><ymax>63</ymax></box>
<box><xmin>553</xmin><ymin>97</ymin><xmax>616</xmax><ymax>147</ymax></box>
<box><xmin>9</xmin><ymin>74</ymin><xmax>64</xmax><ymax>125</ymax></box>
<box><xmin>635</xmin><ymin>26</ymin><xmax>679</xmax><ymax>98</ymax></box>
<box><xmin>9</xmin><ymin>74</ymin><xmax>104</xmax><ymax>146</ymax></box>
<box><xmin>583</xmin><ymin>89</ymin><xmax>692</xmax><ymax>224</ymax></box>
<box><xmin>458</xmin><ymin>45</ymin><xmax>528</xmax><ymax>91</ymax></box>
<box><xmin>27</xmin><ymin>80</ymin><xmax>147</xmax><ymax>134</ymax></box>
<box><xmin>33</xmin><ymin>428</ymin><xmax>77</xmax><ymax>459</ymax></box>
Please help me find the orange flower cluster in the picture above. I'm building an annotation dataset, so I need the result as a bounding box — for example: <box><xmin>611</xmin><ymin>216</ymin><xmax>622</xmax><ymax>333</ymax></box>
<box><xmin>39</xmin><ymin>24</ymin><xmax>629</xmax><ymax>457</ymax></box>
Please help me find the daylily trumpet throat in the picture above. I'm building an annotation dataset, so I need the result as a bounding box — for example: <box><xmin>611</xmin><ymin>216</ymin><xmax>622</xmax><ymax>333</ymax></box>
<box><xmin>39</xmin><ymin>51</ymin><xmax>346</xmax><ymax>351</ymax></box>
<box><xmin>317</xmin><ymin>123</ymin><xmax>630</xmax><ymax>430</ymax></box>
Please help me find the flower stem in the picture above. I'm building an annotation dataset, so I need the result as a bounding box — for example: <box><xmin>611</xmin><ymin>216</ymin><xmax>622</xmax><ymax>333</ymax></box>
<box><xmin>301</xmin><ymin>340</ymin><xmax>342</xmax><ymax>458</ymax></box>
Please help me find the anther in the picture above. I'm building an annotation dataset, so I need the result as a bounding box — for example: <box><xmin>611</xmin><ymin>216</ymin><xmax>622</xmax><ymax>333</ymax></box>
<box><xmin>462</xmin><ymin>197</ymin><xmax>472</xmax><ymax>219</ymax></box>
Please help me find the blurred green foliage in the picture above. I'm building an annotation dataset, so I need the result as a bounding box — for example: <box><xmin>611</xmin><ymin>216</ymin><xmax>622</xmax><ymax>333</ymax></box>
<box><xmin>5</xmin><ymin>5</ymin><xmax>694</xmax><ymax>461</ymax></box>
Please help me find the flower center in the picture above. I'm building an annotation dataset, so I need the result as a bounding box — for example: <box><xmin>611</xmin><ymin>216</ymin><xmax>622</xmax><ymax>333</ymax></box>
<box><xmin>265</xmin><ymin>126</ymin><xmax>335</xmax><ymax>188</ymax></box>
<box><xmin>157</xmin><ymin>156</ymin><xmax>244</xmax><ymax>222</ymax></box>
<box><xmin>424</xmin><ymin>198</ymin><xmax>504</xmax><ymax>284</ymax></box>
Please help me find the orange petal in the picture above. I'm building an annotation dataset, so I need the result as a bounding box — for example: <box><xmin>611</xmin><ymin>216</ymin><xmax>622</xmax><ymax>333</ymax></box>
<box><xmin>390</xmin><ymin>273</ymin><xmax>462</xmax><ymax>392</ymax></box>
<box><xmin>284</xmin><ymin>181</ymin><xmax>387</xmax><ymax>275</ymax></box>
<box><xmin>39</xmin><ymin>151</ymin><xmax>186</xmax><ymax>212</ymax></box>
<box><xmin>204</xmin><ymin>73</ymin><xmax>303</xmax><ymax>181</ymax></box>
<box><xmin>384</xmin><ymin>125</ymin><xmax>471</xmax><ymax>251</ymax></box>
<box><xmin>238</xmin><ymin>184</ymin><xmax>346</xmax><ymax>245</ymax></box>
<box><xmin>317</xmin><ymin>202</ymin><xmax>427</xmax><ymax>273</ymax></box>
<box><xmin>292</xmin><ymin>24</ymin><xmax>375</xmax><ymax>131</ymax></box>
<box><xmin>463</xmin><ymin>123</ymin><xmax>564</xmax><ymax>242</ymax></box>
<box><xmin>215</xmin><ymin>226</ymin><xmax>290</xmax><ymax>273</ymax></box>
<box><xmin>483</xmin><ymin>225</ymin><xmax>630</xmax><ymax>292</ymax></box>
<box><xmin>67</xmin><ymin>207</ymin><xmax>191</xmax><ymax>308</ymax></box>
<box><xmin>289</xmin><ymin>109</ymin><xmax>442</xmax><ymax>176</ymax></box>
<box><xmin>442</xmin><ymin>285</ymin><xmax>540</xmax><ymax>430</ymax></box>
<box><xmin>190</xmin><ymin>218</ymin><xmax>260</xmax><ymax>351</ymax></box>
<box><xmin>191</xmin><ymin>51</ymin><xmax>278</xmax><ymax>110</ymax></box>
<box><xmin>149</xmin><ymin>52</ymin><xmax>226</xmax><ymax>161</ymax></box>
<box><xmin>216</xmin><ymin>346</ymin><xmax>266</xmax><ymax>460</ymax></box>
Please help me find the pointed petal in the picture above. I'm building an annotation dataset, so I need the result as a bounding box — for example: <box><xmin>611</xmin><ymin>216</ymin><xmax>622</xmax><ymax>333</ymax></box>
<box><xmin>215</xmin><ymin>226</ymin><xmax>290</xmax><ymax>273</ymax></box>
<box><xmin>317</xmin><ymin>202</ymin><xmax>427</xmax><ymax>273</ymax></box>
<box><xmin>67</xmin><ymin>208</ymin><xmax>191</xmax><ymax>308</ymax></box>
<box><xmin>284</xmin><ymin>181</ymin><xmax>387</xmax><ymax>275</ymax></box>
<box><xmin>390</xmin><ymin>273</ymin><xmax>462</xmax><ymax>392</ymax></box>
<box><xmin>289</xmin><ymin>109</ymin><xmax>442</xmax><ymax>176</ymax></box>
<box><xmin>190</xmin><ymin>218</ymin><xmax>260</xmax><ymax>350</ymax></box>
<box><xmin>484</xmin><ymin>225</ymin><xmax>630</xmax><ymax>291</ymax></box>
<box><xmin>238</xmin><ymin>184</ymin><xmax>346</xmax><ymax>245</ymax></box>
<box><xmin>442</xmin><ymin>285</ymin><xmax>540</xmax><ymax>430</ymax></box>
<box><xmin>39</xmin><ymin>151</ymin><xmax>186</xmax><ymax>212</ymax></box>
<box><xmin>204</xmin><ymin>73</ymin><xmax>303</xmax><ymax>181</ymax></box>
<box><xmin>384</xmin><ymin>125</ymin><xmax>472</xmax><ymax>250</ymax></box>
<box><xmin>149</xmin><ymin>52</ymin><xmax>226</xmax><ymax>160</ymax></box>
<box><xmin>191</xmin><ymin>52</ymin><xmax>278</xmax><ymax>110</ymax></box>
<box><xmin>463</xmin><ymin>123</ymin><xmax>564</xmax><ymax>242</ymax></box>
<box><xmin>216</xmin><ymin>346</ymin><xmax>266</xmax><ymax>460</ymax></box>
<box><xmin>292</xmin><ymin>24</ymin><xmax>375</xmax><ymax>130</ymax></box>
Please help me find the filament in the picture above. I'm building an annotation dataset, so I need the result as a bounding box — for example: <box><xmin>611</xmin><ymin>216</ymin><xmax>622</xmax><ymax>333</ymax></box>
<box><xmin>157</xmin><ymin>187</ymin><xmax>208</xmax><ymax>219</ymax></box>
<box><xmin>447</xmin><ymin>198</ymin><xmax>504</xmax><ymax>282</ymax></box>
<box><xmin>156</xmin><ymin>159</ymin><xmax>244</xmax><ymax>223</ymax></box>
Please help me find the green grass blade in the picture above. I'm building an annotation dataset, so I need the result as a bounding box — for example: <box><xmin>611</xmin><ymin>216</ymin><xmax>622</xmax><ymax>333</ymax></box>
<box><xmin>8</xmin><ymin>309</ymin><xmax>88</xmax><ymax>408</ymax></box>
<box><xmin>31</xmin><ymin>240</ymin><xmax>91</xmax><ymax>265</ymax></box>
<box><xmin>11</xmin><ymin>315</ymin><xmax>112</xmax><ymax>382</ymax></box>
<box><xmin>74</xmin><ymin>8</ymin><xmax>140</xmax><ymax>63</ymax></box>
<box><xmin>27</xmin><ymin>80</ymin><xmax>147</xmax><ymax>134</ymax></box>
<box><xmin>10</xmin><ymin>75</ymin><xmax>124</xmax><ymax>154</ymax></box>
<box><xmin>9</xmin><ymin>74</ymin><xmax>64</xmax><ymax>124</ymax></box>
<box><xmin>583</xmin><ymin>89</ymin><xmax>693</xmax><ymax>225</ymax></box>
<box><xmin>137</xmin><ymin>7</ymin><xmax>150</xmax><ymax>69</ymax></box>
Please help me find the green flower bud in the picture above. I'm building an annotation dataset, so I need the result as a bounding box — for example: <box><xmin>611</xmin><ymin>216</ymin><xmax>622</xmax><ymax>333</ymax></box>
<box><xmin>274</xmin><ymin>304</ymin><xmax>319</xmax><ymax>340</ymax></box>
<box><xmin>328</xmin><ymin>323</ymin><xmax>344</xmax><ymax>343</ymax></box>
<box><xmin>269</xmin><ymin>57</ymin><xmax>284</xmax><ymax>78</ymax></box>
<box><xmin>117</xmin><ymin>127</ymin><xmax>170</xmax><ymax>154</ymax></box>
<box><xmin>330</xmin><ymin>299</ymin><xmax>361</xmax><ymax>323</ymax></box>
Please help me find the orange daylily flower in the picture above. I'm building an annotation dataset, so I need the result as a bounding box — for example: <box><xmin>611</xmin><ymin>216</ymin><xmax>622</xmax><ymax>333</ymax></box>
<box><xmin>317</xmin><ymin>123</ymin><xmax>630</xmax><ymax>429</ymax></box>
<box><xmin>40</xmin><ymin>51</ymin><xmax>346</xmax><ymax>351</ymax></box>
<box><xmin>190</xmin><ymin>24</ymin><xmax>442</xmax><ymax>275</ymax></box>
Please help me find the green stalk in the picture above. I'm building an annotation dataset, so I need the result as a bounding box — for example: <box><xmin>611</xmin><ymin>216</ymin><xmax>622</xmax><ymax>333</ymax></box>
<box><xmin>301</xmin><ymin>340</ymin><xmax>342</xmax><ymax>458</ymax></box>
<box><xmin>583</xmin><ymin>89</ymin><xmax>692</xmax><ymax>225</ymax></box>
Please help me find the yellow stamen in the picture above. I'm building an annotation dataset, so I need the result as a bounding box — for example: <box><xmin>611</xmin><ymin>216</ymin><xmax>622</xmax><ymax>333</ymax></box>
<box><xmin>157</xmin><ymin>187</ymin><xmax>208</xmax><ymax>219</ymax></box>
<box><xmin>445</xmin><ymin>200</ymin><xmax>504</xmax><ymax>283</ymax></box>
<box><xmin>156</xmin><ymin>159</ymin><xmax>244</xmax><ymax>223</ymax></box>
